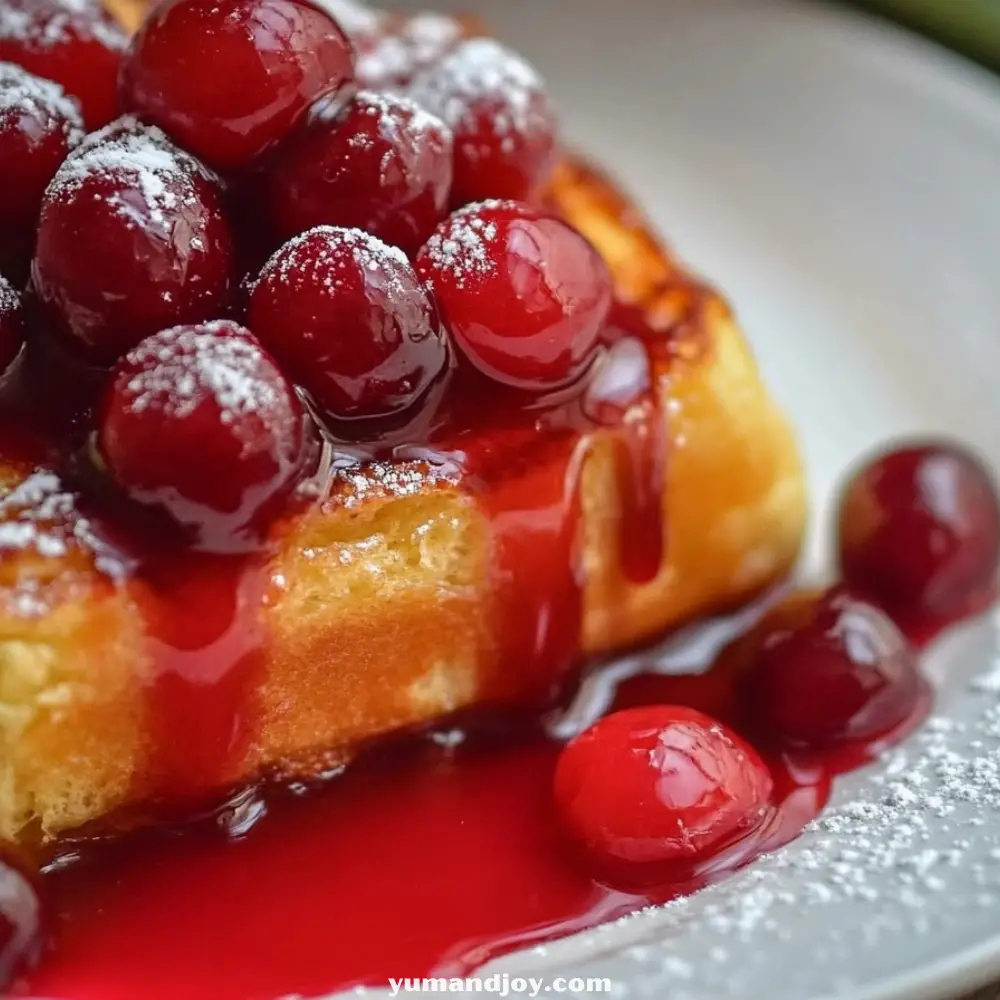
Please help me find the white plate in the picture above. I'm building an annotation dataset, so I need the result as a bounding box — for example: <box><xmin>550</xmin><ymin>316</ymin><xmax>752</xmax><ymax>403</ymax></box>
<box><xmin>367</xmin><ymin>1</ymin><xmax>1000</xmax><ymax>998</ymax></box>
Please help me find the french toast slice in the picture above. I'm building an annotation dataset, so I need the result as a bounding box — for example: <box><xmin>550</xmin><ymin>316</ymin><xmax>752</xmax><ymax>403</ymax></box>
<box><xmin>0</xmin><ymin>2</ymin><xmax>807</xmax><ymax>847</ymax></box>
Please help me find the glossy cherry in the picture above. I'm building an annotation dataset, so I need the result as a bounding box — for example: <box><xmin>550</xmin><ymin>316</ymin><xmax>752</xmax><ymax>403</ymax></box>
<box><xmin>739</xmin><ymin>588</ymin><xmax>921</xmax><ymax>749</ymax></box>
<box><xmin>409</xmin><ymin>37</ymin><xmax>558</xmax><ymax>205</ymax></box>
<box><xmin>33</xmin><ymin>117</ymin><xmax>236</xmax><ymax>364</ymax></box>
<box><xmin>0</xmin><ymin>62</ymin><xmax>83</xmax><ymax>239</ymax></box>
<box><xmin>0</xmin><ymin>274</ymin><xmax>23</xmax><ymax>375</ymax></box>
<box><xmin>0</xmin><ymin>849</ymin><xmax>44</xmax><ymax>990</ymax></box>
<box><xmin>97</xmin><ymin>321</ymin><xmax>306</xmax><ymax>552</ymax></box>
<box><xmin>249</xmin><ymin>226</ymin><xmax>449</xmax><ymax>422</ymax></box>
<box><xmin>261</xmin><ymin>91</ymin><xmax>453</xmax><ymax>253</ymax></box>
<box><xmin>838</xmin><ymin>443</ymin><xmax>1000</xmax><ymax>623</ymax></box>
<box><xmin>0</xmin><ymin>0</ymin><xmax>127</xmax><ymax>130</ymax></box>
<box><xmin>554</xmin><ymin>706</ymin><xmax>772</xmax><ymax>870</ymax></box>
<box><xmin>417</xmin><ymin>201</ymin><xmax>611</xmax><ymax>389</ymax></box>
<box><xmin>119</xmin><ymin>0</ymin><xmax>356</xmax><ymax>170</ymax></box>
<box><xmin>357</xmin><ymin>12</ymin><xmax>465</xmax><ymax>91</ymax></box>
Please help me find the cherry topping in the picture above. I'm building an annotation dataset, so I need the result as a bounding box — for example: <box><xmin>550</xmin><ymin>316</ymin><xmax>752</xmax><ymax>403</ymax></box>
<box><xmin>249</xmin><ymin>226</ymin><xmax>449</xmax><ymax>422</ymax></box>
<box><xmin>33</xmin><ymin>117</ymin><xmax>236</xmax><ymax>364</ymax></box>
<box><xmin>0</xmin><ymin>850</ymin><xmax>44</xmax><ymax>989</ymax></box>
<box><xmin>838</xmin><ymin>443</ymin><xmax>1000</xmax><ymax>622</ymax></box>
<box><xmin>408</xmin><ymin>37</ymin><xmax>558</xmax><ymax>206</ymax></box>
<box><xmin>554</xmin><ymin>706</ymin><xmax>772</xmax><ymax>870</ymax></box>
<box><xmin>739</xmin><ymin>589</ymin><xmax>921</xmax><ymax>749</ymax></box>
<box><xmin>261</xmin><ymin>91</ymin><xmax>453</xmax><ymax>253</ymax></box>
<box><xmin>0</xmin><ymin>62</ymin><xmax>82</xmax><ymax>240</ymax></box>
<box><xmin>97</xmin><ymin>321</ymin><xmax>306</xmax><ymax>552</ymax></box>
<box><xmin>357</xmin><ymin>12</ymin><xmax>465</xmax><ymax>92</ymax></box>
<box><xmin>0</xmin><ymin>274</ymin><xmax>23</xmax><ymax>375</ymax></box>
<box><xmin>0</xmin><ymin>0</ymin><xmax>127</xmax><ymax>130</ymax></box>
<box><xmin>417</xmin><ymin>201</ymin><xmax>611</xmax><ymax>389</ymax></box>
<box><xmin>119</xmin><ymin>0</ymin><xmax>356</xmax><ymax>170</ymax></box>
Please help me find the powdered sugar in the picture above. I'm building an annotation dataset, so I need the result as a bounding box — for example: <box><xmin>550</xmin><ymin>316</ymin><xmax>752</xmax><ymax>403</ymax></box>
<box><xmin>408</xmin><ymin>37</ymin><xmax>551</xmax><ymax>149</ymax></box>
<box><xmin>0</xmin><ymin>274</ymin><xmax>18</xmax><ymax>315</ymax></box>
<box><xmin>0</xmin><ymin>60</ymin><xmax>83</xmax><ymax>141</ymax></box>
<box><xmin>46</xmin><ymin>116</ymin><xmax>212</xmax><ymax>230</ymax></box>
<box><xmin>120</xmin><ymin>321</ymin><xmax>282</xmax><ymax>426</ymax></box>
<box><xmin>0</xmin><ymin>0</ymin><xmax>127</xmax><ymax>54</ymax></box>
<box><xmin>357</xmin><ymin>13</ymin><xmax>464</xmax><ymax>92</ymax></box>
<box><xmin>419</xmin><ymin>201</ymin><xmax>514</xmax><ymax>288</ymax></box>
<box><xmin>310</xmin><ymin>0</ymin><xmax>383</xmax><ymax>41</ymax></box>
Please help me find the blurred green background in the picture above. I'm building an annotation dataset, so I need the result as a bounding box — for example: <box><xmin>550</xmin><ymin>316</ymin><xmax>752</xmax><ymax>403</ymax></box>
<box><xmin>858</xmin><ymin>0</ymin><xmax>1000</xmax><ymax>68</ymax></box>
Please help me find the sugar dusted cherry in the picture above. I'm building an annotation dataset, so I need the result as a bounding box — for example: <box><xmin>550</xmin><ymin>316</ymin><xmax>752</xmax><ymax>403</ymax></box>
<box><xmin>739</xmin><ymin>589</ymin><xmax>921</xmax><ymax>749</ymax></box>
<box><xmin>838</xmin><ymin>443</ymin><xmax>1000</xmax><ymax>622</ymax></box>
<box><xmin>357</xmin><ymin>12</ymin><xmax>465</xmax><ymax>91</ymax></box>
<box><xmin>261</xmin><ymin>91</ymin><xmax>453</xmax><ymax>253</ymax></box>
<box><xmin>33</xmin><ymin>117</ymin><xmax>236</xmax><ymax>364</ymax></box>
<box><xmin>416</xmin><ymin>201</ymin><xmax>611</xmax><ymax>389</ymax></box>
<box><xmin>311</xmin><ymin>0</ymin><xmax>384</xmax><ymax>46</ymax></box>
<box><xmin>119</xmin><ymin>0</ymin><xmax>356</xmax><ymax>170</ymax></box>
<box><xmin>98</xmin><ymin>321</ymin><xmax>306</xmax><ymax>551</ymax></box>
<box><xmin>0</xmin><ymin>62</ymin><xmax>83</xmax><ymax>236</ymax></box>
<box><xmin>408</xmin><ymin>37</ymin><xmax>557</xmax><ymax>205</ymax></box>
<box><xmin>0</xmin><ymin>274</ymin><xmax>23</xmax><ymax>375</ymax></box>
<box><xmin>554</xmin><ymin>706</ymin><xmax>772</xmax><ymax>868</ymax></box>
<box><xmin>0</xmin><ymin>0</ymin><xmax>127</xmax><ymax>129</ymax></box>
<box><xmin>249</xmin><ymin>226</ymin><xmax>449</xmax><ymax>421</ymax></box>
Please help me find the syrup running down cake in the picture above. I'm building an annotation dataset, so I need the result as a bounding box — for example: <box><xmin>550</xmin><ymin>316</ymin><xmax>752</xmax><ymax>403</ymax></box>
<box><xmin>0</xmin><ymin>0</ymin><xmax>806</xmax><ymax>847</ymax></box>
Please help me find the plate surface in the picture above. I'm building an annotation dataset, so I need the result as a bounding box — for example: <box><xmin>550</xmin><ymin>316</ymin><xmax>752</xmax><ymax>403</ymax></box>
<box><xmin>360</xmin><ymin>0</ymin><xmax>1000</xmax><ymax>998</ymax></box>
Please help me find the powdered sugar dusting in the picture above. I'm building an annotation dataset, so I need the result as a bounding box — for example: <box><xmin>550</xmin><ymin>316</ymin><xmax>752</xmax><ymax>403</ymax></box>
<box><xmin>46</xmin><ymin>116</ymin><xmax>212</xmax><ymax>229</ymax></box>
<box><xmin>121</xmin><ymin>321</ymin><xmax>281</xmax><ymax>426</ymax></box>
<box><xmin>0</xmin><ymin>470</ymin><xmax>126</xmax><ymax>616</ymax></box>
<box><xmin>357</xmin><ymin>13</ymin><xmax>464</xmax><ymax>92</ymax></box>
<box><xmin>420</xmin><ymin>200</ymin><xmax>514</xmax><ymax>288</ymax></box>
<box><xmin>310</xmin><ymin>0</ymin><xmax>383</xmax><ymax>41</ymax></box>
<box><xmin>0</xmin><ymin>60</ymin><xmax>83</xmax><ymax>141</ymax></box>
<box><xmin>0</xmin><ymin>0</ymin><xmax>127</xmax><ymax>54</ymax></box>
<box><xmin>0</xmin><ymin>273</ymin><xmax>18</xmax><ymax>315</ymax></box>
<box><xmin>408</xmin><ymin>37</ymin><xmax>551</xmax><ymax>147</ymax></box>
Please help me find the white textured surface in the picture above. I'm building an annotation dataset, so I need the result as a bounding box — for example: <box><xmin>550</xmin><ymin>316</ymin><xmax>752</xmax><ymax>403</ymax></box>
<box><xmin>349</xmin><ymin>0</ymin><xmax>1000</xmax><ymax>998</ymax></box>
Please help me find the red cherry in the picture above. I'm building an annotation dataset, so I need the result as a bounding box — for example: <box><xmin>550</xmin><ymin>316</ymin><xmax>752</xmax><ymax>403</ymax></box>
<box><xmin>33</xmin><ymin>116</ymin><xmax>236</xmax><ymax>364</ymax></box>
<box><xmin>416</xmin><ymin>201</ymin><xmax>611</xmax><ymax>389</ymax></box>
<box><xmin>357</xmin><ymin>12</ymin><xmax>465</xmax><ymax>92</ymax></box>
<box><xmin>261</xmin><ymin>91</ymin><xmax>453</xmax><ymax>253</ymax></box>
<box><xmin>739</xmin><ymin>589</ymin><xmax>921</xmax><ymax>749</ymax></box>
<box><xmin>249</xmin><ymin>226</ymin><xmax>449</xmax><ymax>421</ymax></box>
<box><xmin>98</xmin><ymin>321</ymin><xmax>306</xmax><ymax>552</ymax></box>
<box><xmin>0</xmin><ymin>0</ymin><xmax>127</xmax><ymax>130</ymax></box>
<box><xmin>119</xmin><ymin>0</ymin><xmax>356</xmax><ymax>170</ymax></box>
<box><xmin>0</xmin><ymin>62</ymin><xmax>83</xmax><ymax>239</ymax></box>
<box><xmin>408</xmin><ymin>37</ymin><xmax>558</xmax><ymax>206</ymax></box>
<box><xmin>0</xmin><ymin>274</ymin><xmax>24</xmax><ymax>374</ymax></box>
<box><xmin>0</xmin><ymin>851</ymin><xmax>44</xmax><ymax>989</ymax></box>
<box><xmin>554</xmin><ymin>706</ymin><xmax>772</xmax><ymax>868</ymax></box>
<box><xmin>838</xmin><ymin>443</ymin><xmax>1000</xmax><ymax>622</ymax></box>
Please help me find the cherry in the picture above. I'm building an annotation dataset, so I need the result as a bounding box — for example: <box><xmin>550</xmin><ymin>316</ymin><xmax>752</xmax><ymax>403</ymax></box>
<box><xmin>312</xmin><ymin>0</ymin><xmax>384</xmax><ymax>46</ymax></box>
<box><xmin>408</xmin><ymin>37</ymin><xmax>558</xmax><ymax>206</ymax></box>
<box><xmin>357</xmin><ymin>12</ymin><xmax>465</xmax><ymax>92</ymax></box>
<box><xmin>416</xmin><ymin>201</ymin><xmax>611</xmax><ymax>389</ymax></box>
<box><xmin>0</xmin><ymin>274</ymin><xmax>24</xmax><ymax>375</ymax></box>
<box><xmin>738</xmin><ymin>588</ymin><xmax>921</xmax><ymax>749</ymax></box>
<box><xmin>97</xmin><ymin>320</ymin><xmax>306</xmax><ymax>552</ymax></box>
<box><xmin>0</xmin><ymin>0</ymin><xmax>127</xmax><ymax>130</ymax></box>
<box><xmin>838</xmin><ymin>443</ymin><xmax>1000</xmax><ymax>622</ymax></box>
<box><xmin>261</xmin><ymin>91</ymin><xmax>453</xmax><ymax>253</ymax></box>
<box><xmin>119</xmin><ymin>0</ymin><xmax>355</xmax><ymax>171</ymax></box>
<box><xmin>33</xmin><ymin>116</ymin><xmax>236</xmax><ymax>365</ymax></box>
<box><xmin>249</xmin><ymin>226</ymin><xmax>449</xmax><ymax>421</ymax></box>
<box><xmin>554</xmin><ymin>706</ymin><xmax>772</xmax><ymax>869</ymax></box>
<box><xmin>0</xmin><ymin>62</ymin><xmax>82</xmax><ymax>240</ymax></box>
<box><xmin>0</xmin><ymin>850</ymin><xmax>44</xmax><ymax>990</ymax></box>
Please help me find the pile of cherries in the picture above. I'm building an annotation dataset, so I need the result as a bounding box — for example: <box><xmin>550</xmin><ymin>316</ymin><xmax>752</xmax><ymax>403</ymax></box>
<box><xmin>556</xmin><ymin>442</ymin><xmax>1000</xmax><ymax>879</ymax></box>
<box><xmin>0</xmin><ymin>0</ymin><xmax>606</xmax><ymax>552</ymax></box>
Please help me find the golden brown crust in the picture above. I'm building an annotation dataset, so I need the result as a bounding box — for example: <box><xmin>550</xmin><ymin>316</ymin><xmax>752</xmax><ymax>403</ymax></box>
<box><xmin>0</xmin><ymin>3</ymin><xmax>807</xmax><ymax>845</ymax></box>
